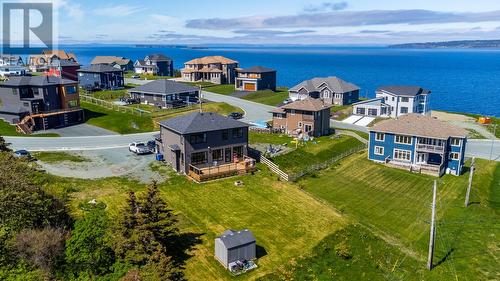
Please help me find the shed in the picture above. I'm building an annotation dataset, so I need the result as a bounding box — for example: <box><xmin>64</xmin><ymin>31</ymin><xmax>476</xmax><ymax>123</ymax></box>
<box><xmin>214</xmin><ymin>229</ymin><xmax>256</xmax><ymax>269</ymax></box>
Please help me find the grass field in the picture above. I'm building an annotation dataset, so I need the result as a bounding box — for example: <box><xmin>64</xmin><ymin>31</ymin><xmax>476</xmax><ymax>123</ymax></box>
<box><xmin>271</xmin><ymin>135</ymin><xmax>363</xmax><ymax>174</ymax></box>
<box><xmin>249</xmin><ymin>132</ymin><xmax>293</xmax><ymax>145</ymax></box>
<box><xmin>124</xmin><ymin>72</ymin><xmax>173</xmax><ymax>80</ymax></box>
<box><xmin>296</xmin><ymin>153</ymin><xmax>500</xmax><ymax>280</ymax></box>
<box><xmin>42</xmin><ymin>167</ymin><xmax>346</xmax><ymax>281</ymax></box>
<box><xmin>33</xmin><ymin>151</ymin><xmax>90</xmax><ymax>163</ymax></box>
<box><xmin>0</xmin><ymin>119</ymin><xmax>60</xmax><ymax>137</ymax></box>
<box><xmin>241</xmin><ymin>87</ymin><xmax>288</xmax><ymax>106</ymax></box>
<box><xmin>203</xmin><ymin>84</ymin><xmax>236</xmax><ymax>95</ymax></box>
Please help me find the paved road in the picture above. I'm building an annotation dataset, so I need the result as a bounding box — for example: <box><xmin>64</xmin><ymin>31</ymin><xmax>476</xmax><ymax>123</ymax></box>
<box><xmin>34</xmin><ymin>123</ymin><xmax>118</xmax><ymax>137</ymax></box>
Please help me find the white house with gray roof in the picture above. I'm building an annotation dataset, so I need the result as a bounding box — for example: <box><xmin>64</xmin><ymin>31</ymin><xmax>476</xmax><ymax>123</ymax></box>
<box><xmin>215</xmin><ymin>229</ymin><xmax>256</xmax><ymax>269</ymax></box>
<box><xmin>128</xmin><ymin>79</ymin><xmax>199</xmax><ymax>109</ymax></box>
<box><xmin>375</xmin><ymin>86</ymin><xmax>431</xmax><ymax>118</ymax></box>
<box><xmin>289</xmin><ymin>76</ymin><xmax>360</xmax><ymax>106</ymax></box>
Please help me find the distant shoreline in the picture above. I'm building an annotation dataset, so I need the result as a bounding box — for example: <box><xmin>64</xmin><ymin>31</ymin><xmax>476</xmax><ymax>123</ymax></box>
<box><xmin>389</xmin><ymin>39</ymin><xmax>500</xmax><ymax>49</ymax></box>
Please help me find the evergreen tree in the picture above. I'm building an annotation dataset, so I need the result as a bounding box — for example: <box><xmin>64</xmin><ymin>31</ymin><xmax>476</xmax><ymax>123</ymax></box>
<box><xmin>65</xmin><ymin>207</ymin><xmax>114</xmax><ymax>277</ymax></box>
<box><xmin>0</xmin><ymin>136</ymin><xmax>11</xmax><ymax>152</ymax></box>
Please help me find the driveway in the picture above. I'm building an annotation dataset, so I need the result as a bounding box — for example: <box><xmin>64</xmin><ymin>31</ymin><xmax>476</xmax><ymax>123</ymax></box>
<box><xmin>33</xmin><ymin>123</ymin><xmax>118</xmax><ymax>137</ymax></box>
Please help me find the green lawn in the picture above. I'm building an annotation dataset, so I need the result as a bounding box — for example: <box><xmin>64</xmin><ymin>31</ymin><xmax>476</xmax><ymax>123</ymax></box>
<box><xmin>124</xmin><ymin>72</ymin><xmax>173</xmax><ymax>80</ymax></box>
<box><xmin>296</xmin><ymin>153</ymin><xmax>500</xmax><ymax>280</ymax></box>
<box><xmin>33</xmin><ymin>151</ymin><xmax>90</xmax><ymax>163</ymax></box>
<box><xmin>81</xmin><ymin>101</ymin><xmax>155</xmax><ymax>134</ymax></box>
<box><xmin>241</xmin><ymin>87</ymin><xmax>289</xmax><ymax>106</ymax></box>
<box><xmin>203</xmin><ymin>84</ymin><xmax>236</xmax><ymax>95</ymax></box>
<box><xmin>0</xmin><ymin>119</ymin><xmax>60</xmax><ymax>137</ymax></box>
<box><xmin>249</xmin><ymin>131</ymin><xmax>293</xmax><ymax>145</ymax></box>
<box><xmin>180</xmin><ymin>81</ymin><xmax>215</xmax><ymax>88</ymax></box>
<box><xmin>271</xmin><ymin>135</ymin><xmax>364</xmax><ymax>174</ymax></box>
<box><xmin>42</xmin><ymin>167</ymin><xmax>347</xmax><ymax>281</ymax></box>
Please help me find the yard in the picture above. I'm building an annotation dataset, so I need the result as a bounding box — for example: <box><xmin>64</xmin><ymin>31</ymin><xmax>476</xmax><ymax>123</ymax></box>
<box><xmin>270</xmin><ymin>135</ymin><xmax>364</xmax><ymax>174</ymax></box>
<box><xmin>295</xmin><ymin>153</ymin><xmax>500</xmax><ymax>280</ymax></box>
<box><xmin>241</xmin><ymin>87</ymin><xmax>289</xmax><ymax>106</ymax></box>
<box><xmin>84</xmin><ymin>84</ymin><xmax>139</xmax><ymax>101</ymax></box>
<box><xmin>203</xmin><ymin>84</ymin><xmax>236</xmax><ymax>95</ymax></box>
<box><xmin>0</xmin><ymin>119</ymin><xmax>60</xmax><ymax>137</ymax></box>
<box><xmin>42</xmin><ymin>167</ymin><xmax>347</xmax><ymax>281</ymax></box>
<box><xmin>124</xmin><ymin>72</ymin><xmax>174</xmax><ymax>80</ymax></box>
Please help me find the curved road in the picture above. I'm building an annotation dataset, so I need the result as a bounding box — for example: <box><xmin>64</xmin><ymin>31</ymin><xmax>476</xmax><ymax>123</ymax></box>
<box><xmin>4</xmin><ymin>82</ymin><xmax>500</xmax><ymax>161</ymax></box>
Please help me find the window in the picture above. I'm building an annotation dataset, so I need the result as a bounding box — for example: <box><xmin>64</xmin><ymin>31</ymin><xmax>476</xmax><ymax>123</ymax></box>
<box><xmin>298</xmin><ymin>122</ymin><xmax>303</xmax><ymax>128</ymax></box>
<box><xmin>233</xmin><ymin>146</ymin><xmax>244</xmax><ymax>158</ymax></box>
<box><xmin>190</xmin><ymin>133</ymin><xmax>207</xmax><ymax>144</ymax></box>
<box><xmin>400</xmin><ymin>107</ymin><xmax>408</xmax><ymax>114</ymax></box>
<box><xmin>401</xmin><ymin>97</ymin><xmax>409</xmax><ymax>102</ymax></box>
<box><xmin>392</xmin><ymin>97</ymin><xmax>395</xmax><ymax>101</ymax></box>
<box><xmin>212</xmin><ymin>149</ymin><xmax>223</xmax><ymax>161</ymax></box>
<box><xmin>450</xmin><ymin>138</ymin><xmax>461</xmax><ymax>146</ymax></box>
<box><xmin>323</xmin><ymin>90</ymin><xmax>330</xmax><ymax>98</ymax></box>
<box><xmin>368</xmin><ymin>108</ymin><xmax>378</xmax><ymax>116</ymax></box>
<box><xmin>395</xmin><ymin>135</ymin><xmax>412</xmax><ymax>145</ymax></box>
<box><xmin>222</xmin><ymin>130</ymin><xmax>229</xmax><ymax>140</ymax></box>
<box><xmin>66</xmin><ymin>86</ymin><xmax>77</xmax><ymax>94</ymax></box>
<box><xmin>356</xmin><ymin>107</ymin><xmax>366</xmax><ymax>115</ymax></box>
<box><xmin>290</xmin><ymin>109</ymin><xmax>295</xmax><ymax>115</ymax></box>
<box><xmin>12</xmin><ymin>89</ymin><xmax>18</xmax><ymax>95</ymax></box>
<box><xmin>393</xmin><ymin>149</ymin><xmax>411</xmax><ymax>161</ymax></box>
<box><xmin>450</xmin><ymin>152</ymin><xmax>460</xmax><ymax>160</ymax></box>
<box><xmin>191</xmin><ymin>152</ymin><xmax>207</xmax><ymax>165</ymax></box>
<box><xmin>68</xmin><ymin>100</ymin><xmax>78</xmax><ymax>108</ymax></box>
<box><xmin>232</xmin><ymin>128</ymin><xmax>243</xmax><ymax>138</ymax></box>
<box><xmin>23</xmin><ymin>102</ymin><xmax>29</xmax><ymax>107</ymax></box>
<box><xmin>375</xmin><ymin>132</ymin><xmax>385</xmax><ymax>141</ymax></box>
<box><xmin>225</xmin><ymin>148</ymin><xmax>232</xmax><ymax>162</ymax></box>
<box><xmin>374</xmin><ymin>146</ymin><xmax>384</xmax><ymax>155</ymax></box>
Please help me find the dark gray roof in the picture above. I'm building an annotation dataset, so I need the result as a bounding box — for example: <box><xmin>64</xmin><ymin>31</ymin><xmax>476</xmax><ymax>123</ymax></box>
<box><xmin>159</xmin><ymin>112</ymin><xmax>249</xmax><ymax>134</ymax></box>
<box><xmin>289</xmin><ymin>76</ymin><xmax>360</xmax><ymax>93</ymax></box>
<box><xmin>77</xmin><ymin>64</ymin><xmax>123</xmax><ymax>73</ymax></box>
<box><xmin>377</xmin><ymin>86</ymin><xmax>431</xmax><ymax>97</ymax></box>
<box><xmin>1</xmin><ymin>76</ymin><xmax>77</xmax><ymax>87</ymax></box>
<box><xmin>146</xmin><ymin>54</ymin><xmax>172</xmax><ymax>61</ymax></box>
<box><xmin>238</xmin><ymin>66</ymin><xmax>275</xmax><ymax>73</ymax></box>
<box><xmin>129</xmin><ymin>79</ymin><xmax>198</xmax><ymax>95</ymax></box>
<box><xmin>217</xmin><ymin>229</ymin><xmax>256</xmax><ymax>250</ymax></box>
<box><xmin>51</xmin><ymin>59</ymin><xmax>80</xmax><ymax>67</ymax></box>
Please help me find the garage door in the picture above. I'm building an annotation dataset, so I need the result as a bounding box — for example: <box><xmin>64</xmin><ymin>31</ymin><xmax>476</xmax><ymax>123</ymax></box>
<box><xmin>244</xmin><ymin>83</ymin><xmax>256</xmax><ymax>91</ymax></box>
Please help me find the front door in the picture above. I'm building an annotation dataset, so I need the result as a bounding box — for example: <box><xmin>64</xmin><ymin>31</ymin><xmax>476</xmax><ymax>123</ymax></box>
<box><xmin>417</xmin><ymin>153</ymin><xmax>427</xmax><ymax>164</ymax></box>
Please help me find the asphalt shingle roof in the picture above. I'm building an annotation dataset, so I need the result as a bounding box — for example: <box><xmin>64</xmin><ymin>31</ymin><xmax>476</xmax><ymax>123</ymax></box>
<box><xmin>129</xmin><ymin>80</ymin><xmax>198</xmax><ymax>95</ymax></box>
<box><xmin>353</xmin><ymin>97</ymin><xmax>390</xmax><ymax>107</ymax></box>
<box><xmin>51</xmin><ymin>59</ymin><xmax>80</xmax><ymax>67</ymax></box>
<box><xmin>146</xmin><ymin>54</ymin><xmax>172</xmax><ymax>61</ymax></box>
<box><xmin>279</xmin><ymin>97</ymin><xmax>332</xmax><ymax>112</ymax></box>
<box><xmin>77</xmin><ymin>64</ymin><xmax>123</xmax><ymax>73</ymax></box>
<box><xmin>289</xmin><ymin>76</ymin><xmax>360</xmax><ymax>94</ymax></box>
<box><xmin>370</xmin><ymin>114</ymin><xmax>468</xmax><ymax>139</ymax></box>
<box><xmin>217</xmin><ymin>229</ymin><xmax>256</xmax><ymax>250</ymax></box>
<box><xmin>1</xmin><ymin>76</ymin><xmax>77</xmax><ymax>86</ymax></box>
<box><xmin>377</xmin><ymin>86</ymin><xmax>431</xmax><ymax>97</ymax></box>
<box><xmin>238</xmin><ymin>66</ymin><xmax>276</xmax><ymax>73</ymax></box>
<box><xmin>159</xmin><ymin>112</ymin><xmax>249</xmax><ymax>134</ymax></box>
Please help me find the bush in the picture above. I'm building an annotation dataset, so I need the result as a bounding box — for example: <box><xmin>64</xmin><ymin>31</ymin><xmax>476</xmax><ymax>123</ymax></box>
<box><xmin>334</xmin><ymin>241</ymin><xmax>352</xmax><ymax>260</ymax></box>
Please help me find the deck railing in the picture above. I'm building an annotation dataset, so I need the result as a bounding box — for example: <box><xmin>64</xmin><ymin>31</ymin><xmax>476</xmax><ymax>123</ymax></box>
<box><xmin>188</xmin><ymin>156</ymin><xmax>256</xmax><ymax>182</ymax></box>
<box><xmin>416</xmin><ymin>144</ymin><xmax>445</xmax><ymax>153</ymax></box>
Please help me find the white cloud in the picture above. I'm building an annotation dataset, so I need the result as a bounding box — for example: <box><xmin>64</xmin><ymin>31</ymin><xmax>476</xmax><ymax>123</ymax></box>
<box><xmin>93</xmin><ymin>4</ymin><xmax>146</xmax><ymax>17</ymax></box>
<box><xmin>54</xmin><ymin>0</ymin><xmax>84</xmax><ymax>22</ymax></box>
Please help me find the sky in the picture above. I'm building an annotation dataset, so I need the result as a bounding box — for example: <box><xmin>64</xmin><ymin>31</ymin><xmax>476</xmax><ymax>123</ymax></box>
<box><xmin>6</xmin><ymin>0</ymin><xmax>500</xmax><ymax>45</ymax></box>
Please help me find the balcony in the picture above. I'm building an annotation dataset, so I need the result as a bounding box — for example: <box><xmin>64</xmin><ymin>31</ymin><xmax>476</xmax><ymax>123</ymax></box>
<box><xmin>385</xmin><ymin>159</ymin><xmax>444</xmax><ymax>177</ymax></box>
<box><xmin>416</xmin><ymin>144</ymin><xmax>445</xmax><ymax>153</ymax></box>
<box><xmin>188</xmin><ymin>156</ymin><xmax>256</xmax><ymax>182</ymax></box>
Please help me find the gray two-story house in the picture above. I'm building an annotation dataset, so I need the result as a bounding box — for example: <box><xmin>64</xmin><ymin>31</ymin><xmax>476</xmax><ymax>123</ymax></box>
<box><xmin>77</xmin><ymin>64</ymin><xmax>124</xmax><ymax>91</ymax></box>
<box><xmin>289</xmin><ymin>76</ymin><xmax>360</xmax><ymax>106</ymax></box>
<box><xmin>157</xmin><ymin>112</ymin><xmax>254</xmax><ymax>182</ymax></box>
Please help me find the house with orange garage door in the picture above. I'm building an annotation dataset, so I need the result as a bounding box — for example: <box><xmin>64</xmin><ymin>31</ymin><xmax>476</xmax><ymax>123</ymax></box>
<box><xmin>235</xmin><ymin>66</ymin><xmax>276</xmax><ymax>91</ymax></box>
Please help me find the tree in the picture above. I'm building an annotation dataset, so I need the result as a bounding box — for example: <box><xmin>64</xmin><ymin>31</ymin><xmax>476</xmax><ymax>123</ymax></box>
<box><xmin>139</xmin><ymin>248</ymin><xmax>184</xmax><ymax>281</ymax></box>
<box><xmin>0</xmin><ymin>136</ymin><xmax>11</xmax><ymax>152</ymax></box>
<box><xmin>13</xmin><ymin>227</ymin><xmax>66</xmax><ymax>276</ymax></box>
<box><xmin>65</xmin><ymin>207</ymin><xmax>114</xmax><ymax>277</ymax></box>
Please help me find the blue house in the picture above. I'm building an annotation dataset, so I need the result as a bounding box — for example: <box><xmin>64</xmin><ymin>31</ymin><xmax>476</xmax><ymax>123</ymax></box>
<box><xmin>368</xmin><ymin>114</ymin><xmax>468</xmax><ymax>176</ymax></box>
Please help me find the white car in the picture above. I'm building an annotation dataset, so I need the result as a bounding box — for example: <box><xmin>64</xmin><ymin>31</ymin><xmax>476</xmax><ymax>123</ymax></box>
<box><xmin>129</xmin><ymin>142</ymin><xmax>150</xmax><ymax>155</ymax></box>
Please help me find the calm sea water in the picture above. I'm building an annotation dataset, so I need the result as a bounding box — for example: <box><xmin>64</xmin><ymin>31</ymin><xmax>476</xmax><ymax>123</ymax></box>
<box><xmin>57</xmin><ymin>45</ymin><xmax>500</xmax><ymax>116</ymax></box>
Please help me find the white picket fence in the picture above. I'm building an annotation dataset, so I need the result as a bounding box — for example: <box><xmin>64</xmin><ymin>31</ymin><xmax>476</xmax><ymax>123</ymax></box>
<box><xmin>80</xmin><ymin>95</ymin><xmax>151</xmax><ymax>116</ymax></box>
<box><xmin>259</xmin><ymin>155</ymin><xmax>289</xmax><ymax>181</ymax></box>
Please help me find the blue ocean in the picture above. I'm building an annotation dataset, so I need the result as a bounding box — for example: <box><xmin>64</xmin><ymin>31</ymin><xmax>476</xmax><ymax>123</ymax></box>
<box><xmin>60</xmin><ymin>45</ymin><xmax>500</xmax><ymax>116</ymax></box>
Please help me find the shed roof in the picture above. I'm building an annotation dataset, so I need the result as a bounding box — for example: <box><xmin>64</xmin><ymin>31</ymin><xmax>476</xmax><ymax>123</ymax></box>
<box><xmin>159</xmin><ymin>112</ymin><xmax>249</xmax><ymax>134</ymax></box>
<box><xmin>77</xmin><ymin>64</ymin><xmax>123</xmax><ymax>73</ymax></box>
<box><xmin>238</xmin><ymin>66</ymin><xmax>275</xmax><ymax>73</ymax></box>
<box><xmin>370</xmin><ymin>114</ymin><xmax>468</xmax><ymax>139</ymax></box>
<box><xmin>289</xmin><ymin>76</ymin><xmax>360</xmax><ymax>94</ymax></box>
<box><xmin>129</xmin><ymin>79</ymin><xmax>198</xmax><ymax>95</ymax></box>
<box><xmin>377</xmin><ymin>86</ymin><xmax>431</xmax><ymax>97</ymax></box>
<box><xmin>217</xmin><ymin>229</ymin><xmax>256</xmax><ymax>250</ymax></box>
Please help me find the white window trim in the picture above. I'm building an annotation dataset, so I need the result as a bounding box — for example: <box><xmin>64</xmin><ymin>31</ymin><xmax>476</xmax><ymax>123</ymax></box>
<box><xmin>393</xmin><ymin>149</ymin><xmax>412</xmax><ymax>161</ymax></box>
<box><xmin>450</xmin><ymin>138</ymin><xmax>461</xmax><ymax>147</ymax></box>
<box><xmin>374</xmin><ymin>146</ymin><xmax>384</xmax><ymax>155</ymax></box>
<box><xmin>290</xmin><ymin>109</ymin><xmax>295</xmax><ymax>115</ymax></box>
<box><xmin>375</xmin><ymin>132</ymin><xmax>385</xmax><ymax>141</ymax></box>
<box><xmin>394</xmin><ymin>135</ymin><xmax>412</xmax><ymax>145</ymax></box>
<box><xmin>449</xmin><ymin>152</ymin><xmax>460</xmax><ymax>160</ymax></box>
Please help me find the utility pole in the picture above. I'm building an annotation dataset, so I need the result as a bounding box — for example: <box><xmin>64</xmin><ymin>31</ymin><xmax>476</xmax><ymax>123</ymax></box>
<box><xmin>465</xmin><ymin>157</ymin><xmax>475</xmax><ymax>207</ymax></box>
<box><xmin>427</xmin><ymin>180</ymin><xmax>437</xmax><ymax>270</ymax></box>
<box><xmin>198</xmin><ymin>85</ymin><xmax>202</xmax><ymax>113</ymax></box>
<box><xmin>489</xmin><ymin>124</ymin><xmax>497</xmax><ymax>161</ymax></box>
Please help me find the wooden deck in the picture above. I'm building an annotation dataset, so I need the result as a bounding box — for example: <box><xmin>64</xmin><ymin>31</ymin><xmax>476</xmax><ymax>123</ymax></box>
<box><xmin>386</xmin><ymin>160</ymin><xmax>445</xmax><ymax>177</ymax></box>
<box><xmin>188</xmin><ymin>157</ymin><xmax>256</xmax><ymax>182</ymax></box>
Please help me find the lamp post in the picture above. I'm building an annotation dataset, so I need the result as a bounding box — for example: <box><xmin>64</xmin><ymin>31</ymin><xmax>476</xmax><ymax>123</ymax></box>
<box><xmin>489</xmin><ymin>123</ymin><xmax>497</xmax><ymax>161</ymax></box>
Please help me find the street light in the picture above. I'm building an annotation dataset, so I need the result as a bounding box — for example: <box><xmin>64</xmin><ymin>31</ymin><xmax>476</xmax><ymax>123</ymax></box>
<box><xmin>490</xmin><ymin>123</ymin><xmax>497</xmax><ymax>161</ymax></box>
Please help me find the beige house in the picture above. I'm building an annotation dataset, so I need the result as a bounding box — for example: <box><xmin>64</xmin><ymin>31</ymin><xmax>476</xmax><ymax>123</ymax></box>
<box><xmin>271</xmin><ymin>98</ymin><xmax>332</xmax><ymax>137</ymax></box>
<box><xmin>28</xmin><ymin>50</ymin><xmax>78</xmax><ymax>72</ymax></box>
<box><xmin>181</xmin><ymin>56</ymin><xmax>238</xmax><ymax>84</ymax></box>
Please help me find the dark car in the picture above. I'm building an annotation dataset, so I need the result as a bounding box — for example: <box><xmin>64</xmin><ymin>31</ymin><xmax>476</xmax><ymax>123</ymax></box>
<box><xmin>13</xmin><ymin>150</ymin><xmax>32</xmax><ymax>159</ymax></box>
<box><xmin>227</xmin><ymin>112</ymin><xmax>243</xmax><ymax>119</ymax></box>
<box><xmin>147</xmin><ymin>140</ymin><xmax>157</xmax><ymax>153</ymax></box>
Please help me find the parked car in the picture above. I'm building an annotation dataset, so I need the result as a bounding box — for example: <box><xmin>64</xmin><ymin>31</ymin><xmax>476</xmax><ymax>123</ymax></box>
<box><xmin>283</xmin><ymin>98</ymin><xmax>293</xmax><ymax>104</ymax></box>
<box><xmin>131</xmin><ymin>75</ymin><xmax>140</xmax><ymax>79</ymax></box>
<box><xmin>227</xmin><ymin>112</ymin><xmax>243</xmax><ymax>120</ymax></box>
<box><xmin>13</xmin><ymin>149</ymin><xmax>32</xmax><ymax>159</ymax></box>
<box><xmin>129</xmin><ymin>142</ymin><xmax>150</xmax><ymax>155</ymax></box>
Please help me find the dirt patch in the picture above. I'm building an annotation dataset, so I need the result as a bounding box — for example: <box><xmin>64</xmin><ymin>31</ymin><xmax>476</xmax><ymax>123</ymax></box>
<box><xmin>37</xmin><ymin>148</ymin><xmax>168</xmax><ymax>183</ymax></box>
<box><xmin>431</xmin><ymin>111</ymin><xmax>475</xmax><ymax>122</ymax></box>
